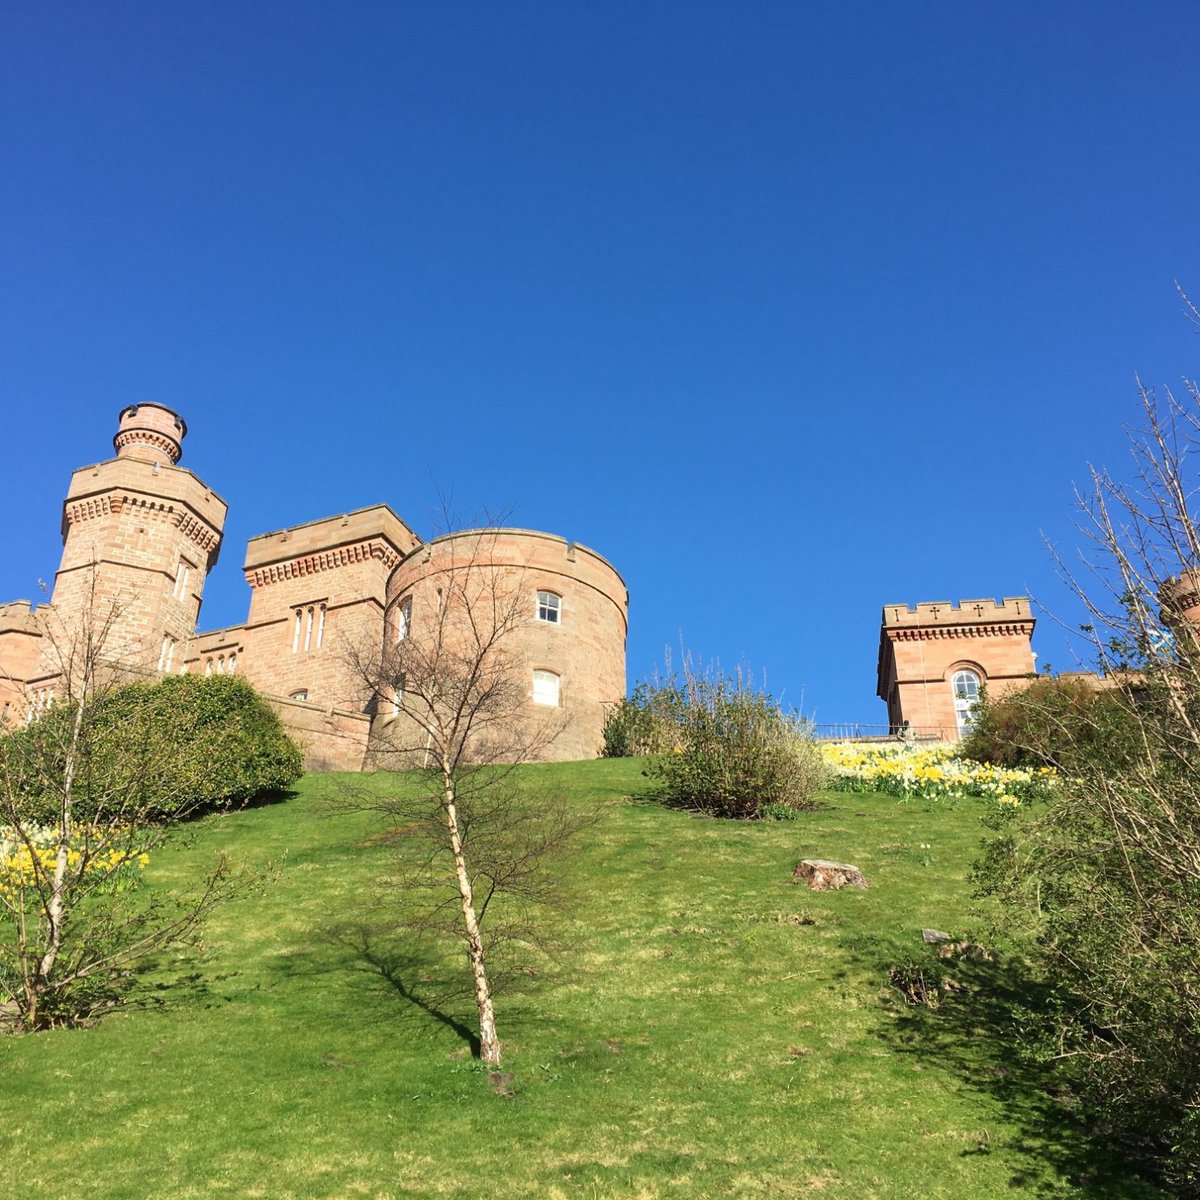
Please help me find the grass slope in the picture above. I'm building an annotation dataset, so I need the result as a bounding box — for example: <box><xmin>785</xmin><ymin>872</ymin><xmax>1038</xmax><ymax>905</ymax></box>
<box><xmin>0</xmin><ymin>760</ymin><xmax>1166</xmax><ymax>1199</ymax></box>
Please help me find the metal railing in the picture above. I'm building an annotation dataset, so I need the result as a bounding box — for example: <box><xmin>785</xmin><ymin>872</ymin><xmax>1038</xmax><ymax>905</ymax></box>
<box><xmin>809</xmin><ymin>722</ymin><xmax>953</xmax><ymax>742</ymax></box>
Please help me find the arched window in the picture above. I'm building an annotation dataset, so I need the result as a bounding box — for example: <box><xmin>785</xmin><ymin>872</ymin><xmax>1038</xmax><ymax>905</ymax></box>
<box><xmin>396</xmin><ymin>596</ymin><xmax>412</xmax><ymax>642</ymax></box>
<box><xmin>290</xmin><ymin>689</ymin><xmax>309</xmax><ymax>702</ymax></box>
<box><xmin>536</xmin><ymin>591</ymin><xmax>561</xmax><ymax>624</ymax></box>
<box><xmin>532</xmin><ymin>669</ymin><xmax>560</xmax><ymax>707</ymax></box>
<box><xmin>951</xmin><ymin>669</ymin><xmax>982</xmax><ymax>735</ymax></box>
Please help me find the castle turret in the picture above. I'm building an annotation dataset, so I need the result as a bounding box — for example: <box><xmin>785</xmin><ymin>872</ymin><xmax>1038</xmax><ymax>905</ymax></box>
<box><xmin>113</xmin><ymin>402</ymin><xmax>186</xmax><ymax>467</ymax></box>
<box><xmin>48</xmin><ymin>404</ymin><xmax>227</xmax><ymax>674</ymax></box>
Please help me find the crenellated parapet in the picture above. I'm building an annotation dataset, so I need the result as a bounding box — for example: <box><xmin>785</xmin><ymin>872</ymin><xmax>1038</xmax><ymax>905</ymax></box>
<box><xmin>877</xmin><ymin>596</ymin><xmax>1037</xmax><ymax>739</ymax></box>
<box><xmin>882</xmin><ymin>597</ymin><xmax>1033</xmax><ymax>631</ymax></box>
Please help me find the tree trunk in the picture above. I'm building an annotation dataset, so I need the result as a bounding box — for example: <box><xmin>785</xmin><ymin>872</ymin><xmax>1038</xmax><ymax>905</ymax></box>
<box><xmin>442</xmin><ymin>770</ymin><xmax>501</xmax><ymax>1065</ymax></box>
<box><xmin>35</xmin><ymin>689</ymin><xmax>87</xmax><ymax>1012</ymax></box>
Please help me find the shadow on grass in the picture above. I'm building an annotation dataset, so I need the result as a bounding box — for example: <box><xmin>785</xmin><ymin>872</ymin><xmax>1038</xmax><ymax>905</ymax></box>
<box><xmin>265</xmin><ymin>921</ymin><xmax>483</xmax><ymax>1058</ymax></box>
<box><xmin>846</xmin><ymin>936</ymin><xmax>1166</xmax><ymax>1198</ymax></box>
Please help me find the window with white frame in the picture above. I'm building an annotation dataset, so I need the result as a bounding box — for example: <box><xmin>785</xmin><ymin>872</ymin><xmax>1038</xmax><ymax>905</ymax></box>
<box><xmin>290</xmin><ymin>689</ymin><xmax>309</xmax><ymax>701</ymax></box>
<box><xmin>536</xmin><ymin>590</ymin><xmax>561</xmax><ymax>624</ymax></box>
<box><xmin>316</xmin><ymin>603</ymin><xmax>326</xmax><ymax>649</ymax></box>
<box><xmin>532</xmin><ymin>669</ymin><xmax>560</xmax><ymax>707</ymax></box>
<box><xmin>396</xmin><ymin>596</ymin><xmax>412</xmax><ymax>642</ymax></box>
<box><xmin>205</xmin><ymin>657</ymin><xmax>213</xmax><ymax>676</ymax></box>
<box><xmin>158</xmin><ymin>635</ymin><xmax>176</xmax><ymax>672</ymax></box>
<box><xmin>951</xmin><ymin>669</ymin><xmax>982</xmax><ymax>735</ymax></box>
<box><xmin>227</xmin><ymin>652</ymin><xmax>236</xmax><ymax>675</ymax></box>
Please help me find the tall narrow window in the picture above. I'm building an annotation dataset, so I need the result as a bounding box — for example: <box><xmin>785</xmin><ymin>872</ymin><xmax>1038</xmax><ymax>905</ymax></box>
<box><xmin>536</xmin><ymin>591</ymin><xmax>561</xmax><ymax>624</ymax></box>
<box><xmin>205</xmin><ymin>657</ymin><xmax>213</xmax><ymax>676</ymax></box>
<box><xmin>396</xmin><ymin>596</ymin><xmax>412</xmax><ymax>642</ymax></box>
<box><xmin>173</xmin><ymin>560</ymin><xmax>191</xmax><ymax>600</ymax></box>
<box><xmin>532</xmin><ymin>669</ymin><xmax>560</xmax><ymax>707</ymax></box>
<box><xmin>304</xmin><ymin>607</ymin><xmax>314</xmax><ymax>651</ymax></box>
<box><xmin>951</xmin><ymin>669</ymin><xmax>982</xmax><ymax>735</ymax></box>
<box><xmin>227</xmin><ymin>652</ymin><xmax>236</xmax><ymax>675</ymax></box>
<box><xmin>292</xmin><ymin>611</ymin><xmax>302</xmax><ymax>653</ymax></box>
<box><xmin>158</xmin><ymin>635</ymin><xmax>176</xmax><ymax>672</ymax></box>
<box><xmin>316</xmin><ymin>603</ymin><xmax>326</xmax><ymax>649</ymax></box>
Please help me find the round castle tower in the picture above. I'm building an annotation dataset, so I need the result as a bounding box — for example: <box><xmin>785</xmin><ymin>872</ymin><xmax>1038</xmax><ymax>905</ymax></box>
<box><xmin>383</xmin><ymin>528</ymin><xmax>628</xmax><ymax>761</ymax></box>
<box><xmin>113</xmin><ymin>402</ymin><xmax>187</xmax><ymax>467</ymax></box>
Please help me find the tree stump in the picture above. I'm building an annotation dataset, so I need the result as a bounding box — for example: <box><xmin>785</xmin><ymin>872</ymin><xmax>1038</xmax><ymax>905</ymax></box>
<box><xmin>794</xmin><ymin>859</ymin><xmax>869</xmax><ymax>890</ymax></box>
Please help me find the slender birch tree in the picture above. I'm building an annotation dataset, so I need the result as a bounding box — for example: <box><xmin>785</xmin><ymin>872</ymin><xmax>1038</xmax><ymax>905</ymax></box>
<box><xmin>351</xmin><ymin>528</ymin><xmax>584</xmax><ymax>1068</ymax></box>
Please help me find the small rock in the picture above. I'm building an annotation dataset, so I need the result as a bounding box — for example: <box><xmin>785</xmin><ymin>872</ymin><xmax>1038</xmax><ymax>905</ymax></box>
<box><xmin>794</xmin><ymin>859</ymin><xmax>869</xmax><ymax>890</ymax></box>
<box><xmin>922</xmin><ymin>928</ymin><xmax>952</xmax><ymax>943</ymax></box>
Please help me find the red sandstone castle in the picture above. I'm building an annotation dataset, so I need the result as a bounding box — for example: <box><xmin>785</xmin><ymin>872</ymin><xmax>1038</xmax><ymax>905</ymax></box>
<box><xmin>0</xmin><ymin>404</ymin><xmax>629</xmax><ymax>767</ymax></box>
<box><xmin>876</xmin><ymin>597</ymin><xmax>1037</xmax><ymax>739</ymax></box>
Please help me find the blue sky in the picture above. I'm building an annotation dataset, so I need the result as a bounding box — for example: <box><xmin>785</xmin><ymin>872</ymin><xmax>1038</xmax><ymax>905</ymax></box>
<box><xmin>3</xmin><ymin>1</ymin><xmax>1199</xmax><ymax>726</ymax></box>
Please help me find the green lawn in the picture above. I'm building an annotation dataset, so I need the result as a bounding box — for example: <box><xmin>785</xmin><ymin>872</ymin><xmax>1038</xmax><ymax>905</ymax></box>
<box><xmin>0</xmin><ymin>760</ymin><xmax>1166</xmax><ymax>1199</ymax></box>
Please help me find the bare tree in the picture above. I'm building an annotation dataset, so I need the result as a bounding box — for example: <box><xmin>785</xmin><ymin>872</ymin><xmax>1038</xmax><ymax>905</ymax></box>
<box><xmin>975</xmin><ymin>354</ymin><xmax>1200</xmax><ymax>1182</ymax></box>
<box><xmin>349</xmin><ymin>528</ymin><xmax>586</xmax><ymax>1068</ymax></box>
<box><xmin>0</xmin><ymin>579</ymin><xmax>257</xmax><ymax>1030</ymax></box>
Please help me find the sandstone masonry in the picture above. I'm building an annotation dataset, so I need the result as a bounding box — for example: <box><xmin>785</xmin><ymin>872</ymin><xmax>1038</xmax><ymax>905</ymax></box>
<box><xmin>0</xmin><ymin>405</ymin><xmax>629</xmax><ymax>768</ymax></box>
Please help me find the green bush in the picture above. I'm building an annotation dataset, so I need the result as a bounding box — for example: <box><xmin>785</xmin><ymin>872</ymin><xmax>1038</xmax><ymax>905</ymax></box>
<box><xmin>600</xmin><ymin>680</ymin><xmax>687</xmax><ymax>757</ymax></box>
<box><xmin>3</xmin><ymin>674</ymin><xmax>303</xmax><ymax>822</ymax></box>
<box><xmin>959</xmin><ymin>675</ymin><xmax>1139</xmax><ymax>774</ymax></box>
<box><xmin>636</xmin><ymin>664</ymin><xmax>829</xmax><ymax>819</ymax></box>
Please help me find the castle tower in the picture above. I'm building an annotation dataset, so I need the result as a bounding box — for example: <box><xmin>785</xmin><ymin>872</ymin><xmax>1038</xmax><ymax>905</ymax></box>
<box><xmin>876</xmin><ymin>597</ymin><xmax>1035</xmax><ymax>739</ymax></box>
<box><xmin>191</xmin><ymin>505</ymin><xmax>421</xmax><ymax>708</ymax></box>
<box><xmin>383</xmin><ymin>529</ymin><xmax>628</xmax><ymax>761</ymax></box>
<box><xmin>48</xmin><ymin>403</ymin><xmax>227</xmax><ymax>676</ymax></box>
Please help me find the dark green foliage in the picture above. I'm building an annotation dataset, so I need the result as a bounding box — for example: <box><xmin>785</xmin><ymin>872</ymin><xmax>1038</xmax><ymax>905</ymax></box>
<box><xmin>633</xmin><ymin>664</ymin><xmax>828</xmax><ymax>819</ymax></box>
<box><xmin>4</xmin><ymin>675</ymin><xmax>303</xmax><ymax>823</ymax></box>
<box><xmin>971</xmin><ymin>666</ymin><xmax>1200</xmax><ymax>1189</ymax></box>
<box><xmin>960</xmin><ymin>676</ymin><xmax>1140</xmax><ymax>773</ymax></box>
<box><xmin>600</xmin><ymin>680</ymin><xmax>687</xmax><ymax>756</ymax></box>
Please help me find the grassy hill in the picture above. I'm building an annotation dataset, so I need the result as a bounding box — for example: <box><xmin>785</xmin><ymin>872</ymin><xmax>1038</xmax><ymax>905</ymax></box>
<box><xmin>0</xmin><ymin>760</ymin><xmax>1166</xmax><ymax>1198</ymax></box>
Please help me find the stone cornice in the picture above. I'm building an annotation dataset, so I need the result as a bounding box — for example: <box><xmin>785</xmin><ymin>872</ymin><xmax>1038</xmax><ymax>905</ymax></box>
<box><xmin>887</xmin><ymin>621</ymin><xmax>1035</xmax><ymax>643</ymax></box>
<box><xmin>244</xmin><ymin>538</ymin><xmax>402</xmax><ymax>588</ymax></box>
<box><xmin>63</xmin><ymin>493</ymin><xmax>221</xmax><ymax>554</ymax></box>
<box><xmin>113</xmin><ymin>429</ymin><xmax>181</xmax><ymax>465</ymax></box>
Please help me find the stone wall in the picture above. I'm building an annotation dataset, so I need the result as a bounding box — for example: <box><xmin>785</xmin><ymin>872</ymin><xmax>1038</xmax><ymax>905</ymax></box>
<box><xmin>876</xmin><ymin>597</ymin><xmax>1036</xmax><ymax>738</ymax></box>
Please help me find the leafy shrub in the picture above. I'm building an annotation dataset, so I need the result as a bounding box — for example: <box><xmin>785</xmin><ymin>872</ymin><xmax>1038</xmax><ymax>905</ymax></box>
<box><xmin>600</xmin><ymin>680</ymin><xmax>687</xmax><ymax>756</ymax></box>
<box><xmin>637</xmin><ymin>662</ymin><xmax>829</xmax><ymax>819</ymax></box>
<box><xmin>959</xmin><ymin>676</ymin><xmax>1140</xmax><ymax>774</ymax></box>
<box><xmin>4</xmin><ymin>674</ymin><xmax>303</xmax><ymax>823</ymax></box>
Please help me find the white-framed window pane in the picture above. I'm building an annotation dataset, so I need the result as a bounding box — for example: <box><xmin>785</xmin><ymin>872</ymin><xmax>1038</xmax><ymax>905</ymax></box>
<box><xmin>951</xmin><ymin>670</ymin><xmax>981</xmax><ymax>734</ymax></box>
<box><xmin>397</xmin><ymin>596</ymin><xmax>412</xmax><ymax>642</ymax></box>
<box><xmin>532</xmin><ymin>669</ymin><xmax>560</xmax><ymax>706</ymax></box>
<box><xmin>316</xmin><ymin>603</ymin><xmax>326</xmax><ymax>649</ymax></box>
<box><xmin>536</xmin><ymin>591</ymin><xmax>561</xmax><ymax>623</ymax></box>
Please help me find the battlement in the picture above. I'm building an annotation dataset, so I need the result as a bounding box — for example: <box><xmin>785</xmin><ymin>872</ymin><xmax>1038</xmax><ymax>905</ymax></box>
<box><xmin>0</xmin><ymin>600</ymin><xmax>42</xmax><ymax>636</ymax></box>
<box><xmin>61</xmin><ymin>455</ymin><xmax>228</xmax><ymax>563</ymax></box>
<box><xmin>881</xmin><ymin>597</ymin><xmax>1033</xmax><ymax>631</ymax></box>
<box><xmin>243</xmin><ymin>505</ymin><xmax>420</xmax><ymax>586</ymax></box>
